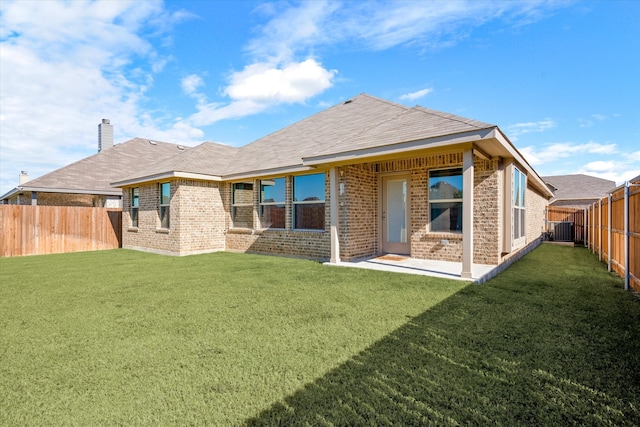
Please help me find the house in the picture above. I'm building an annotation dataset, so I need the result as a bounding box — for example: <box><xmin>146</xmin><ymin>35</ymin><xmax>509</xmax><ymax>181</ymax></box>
<box><xmin>111</xmin><ymin>94</ymin><xmax>553</xmax><ymax>278</ymax></box>
<box><xmin>0</xmin><ymin>120</ymin><xmax>189</xmax><ymax>207</ymax></box>
<box><xmin>543</xmin><ymin>174</ymin><xmax>616</xmax><ymax>209</ymax></box>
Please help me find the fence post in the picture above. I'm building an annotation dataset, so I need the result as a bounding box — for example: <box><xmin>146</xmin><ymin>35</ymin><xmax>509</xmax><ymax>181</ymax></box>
<box><xmin>624</xmin><ymin>182</ymin><xmax>630</xmax><ymax>291</ymax></box>
<box><xmin>608</xmin><ymin>193</ymin><xmax>612</xmax><ymax>272</ymax></box>
<box><xmin>584</xmin><ymin>208</ymin><xmax>588</xmax><ymax>249</ymax></box>
<box><xmin>598</xmin><ymin>199</ymin><xmax>602</xmax><ymax>261</ymax></box>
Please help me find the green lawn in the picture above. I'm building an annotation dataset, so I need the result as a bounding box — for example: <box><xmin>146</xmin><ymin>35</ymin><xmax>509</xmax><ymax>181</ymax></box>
<box><xmin>1</xmin><ymin>245</ymin><xmax>639</xmax><ymax>425</ymax></box>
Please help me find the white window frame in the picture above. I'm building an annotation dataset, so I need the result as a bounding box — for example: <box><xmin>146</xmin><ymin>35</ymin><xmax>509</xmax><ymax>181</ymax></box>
<box><xmin>504</xmin><ymin>163</ymin><xmax>526</xmax><ymax>251</ymax></box>
<box><xmin>293</xmin><ymin>173</ymin><xmax>326</xmax><ymax>231</ymax></box>
<box><xmin>428</xmin><ymin>168</ymin><xmax>463</xmax><ymax>233</ymax></box>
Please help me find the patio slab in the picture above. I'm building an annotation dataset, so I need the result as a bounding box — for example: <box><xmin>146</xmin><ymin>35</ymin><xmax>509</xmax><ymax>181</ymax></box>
<box><xmin>326</xmin><ymin>255</ymin><xmax>497</xmax><ymax>281</ymax></box>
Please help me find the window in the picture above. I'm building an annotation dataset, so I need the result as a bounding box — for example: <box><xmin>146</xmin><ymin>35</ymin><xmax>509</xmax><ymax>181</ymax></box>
<box><xmin>429</xmin><ymin>168</ymin><xmax>463</xmax><ymax>232</ymax></box>
<box><xmin>293</xmin><ymin>173</ymin><xmax>325</xmax><ymax>230</ymax></box>
<box><xmin>260</xmin><ymin>178</ymin><xmax>285</xmax><ymax>229</ymax></box>
<box><xmin>232</xmin><ymin>182</ymin><xmax>254</xmax><ymax>228</ymax></box>
<box><xmin>131</xmin><ymin>187</ymin><xmax>139</xmax><ymax>228</ymax></box>
<box><xmin>159</xmin><ymin>182</ymin><xmax>170</xmax><ymax>229</ymax></box>
<box><xmin>513</xmin><ymin>167</ymin><xmax>526</xmax><ymax>241</ymax></box>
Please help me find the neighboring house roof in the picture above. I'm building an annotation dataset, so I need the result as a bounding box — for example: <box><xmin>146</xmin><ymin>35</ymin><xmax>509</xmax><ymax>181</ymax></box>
<box><xmin>112</xmin><ymin>94</ymin><xmax>552</xmax><ymax>197</ymax></box>
<box><xmin>542</xmin><ymin>174</ymin><xmax>616</xmax><ymax>204</ymax></box>
<box><xmin>1</xmin><ymin>138</ymin><xmax>189</xmax><ymax>200</ymax></box>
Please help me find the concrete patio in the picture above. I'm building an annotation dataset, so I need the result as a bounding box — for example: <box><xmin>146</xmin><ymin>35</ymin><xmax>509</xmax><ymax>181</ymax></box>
<box><xmin>327</xmin><ymin>254</ymin><xmax>497</xmax><ymax>281</ymax></box>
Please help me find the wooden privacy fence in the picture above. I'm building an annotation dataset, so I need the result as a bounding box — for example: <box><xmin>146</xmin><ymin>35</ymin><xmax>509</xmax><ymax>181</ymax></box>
<box><xmin>1</xmin><ymin>205</ymin><xmax>122</xmax><ymax>257</ymax></box>
<box><xmin>586</xmin><ymin>177</ymin><xmax>640</xmax><ymax>292</ymax></box>
<box><xmin>545</xmin><ymin>206</ymin><xmax>585</xmax><ymax>243</ymax></box>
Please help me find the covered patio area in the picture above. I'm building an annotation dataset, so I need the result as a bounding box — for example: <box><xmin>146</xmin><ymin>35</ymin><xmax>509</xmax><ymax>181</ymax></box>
<box><xmin>327</xmin><ymin>254</ymin><xmax>497</xmax><ymax>281</ymax></box>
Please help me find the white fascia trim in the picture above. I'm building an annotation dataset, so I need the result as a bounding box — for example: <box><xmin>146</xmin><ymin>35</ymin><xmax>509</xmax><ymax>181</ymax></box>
<box><xmin>490</xmin><ymin>128</ymin><xmax>555</xmax><ymax>199</ymax></box>
<box><xmin>302</xmin><ymin>128</ymin><xmax>494</xmax><ymax>166</ymax></box>
<box><xmin>111</xmin><ymin>171</ymin><xmax>222</xmax><ymax>187</ymax></box>
<box><xmin>222</xmin><ymin>165</ymin><xmax>317</xmax><ymax>181</ymax></box>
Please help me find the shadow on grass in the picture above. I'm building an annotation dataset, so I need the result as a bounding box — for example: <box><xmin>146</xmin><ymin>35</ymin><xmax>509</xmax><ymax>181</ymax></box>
<box><xmin>245</xmin><ymin>246</ymin><xmax>640</xmax><ymax>426</ymax></box>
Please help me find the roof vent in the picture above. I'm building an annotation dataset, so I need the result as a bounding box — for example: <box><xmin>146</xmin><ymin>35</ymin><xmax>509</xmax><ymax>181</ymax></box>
<box><xmin>148</xmin><ymin>140</ymin><xmax>157</xmax><ymax>145</ymax></box>
<box><xmin>343</xmin><ymin>99</ymin><xmax>353</xmax><ymax>104</ymax></box>
<box><xmin>177</xmin><ymin>145</ymin><xmax>185</xmax><ymax>150</ymax></box>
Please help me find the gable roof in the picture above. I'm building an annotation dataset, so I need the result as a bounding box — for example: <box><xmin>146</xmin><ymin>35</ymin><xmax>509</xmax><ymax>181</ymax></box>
<box><xmin>108</xmin><ymin>93</ymin><xmax>552</xmax><ymax>197</ymax></box>
<box><xmin>542</xmin><ymin>174</ymin><xmax>616</xmax><ymax>201</ymax></box>
<box><xmin>305</xmin><ymin>102</ymin><xmax>495</xmax><ymax>161</ymax></box>
<box><xmin>225</xmin><ymin>94</ymin><xmax>412</xmax><ymax>177</ymax></box>
<box><xmin>113</xmin><ymin>94</ymin><xmax>500</xmax><ymax>184</ymax></box>
<box><xmin>113</xmin><ymin>142</ymin><xmax>239</xmax><ymax>186</ymax></box>
<box><xmin>1</xmin><ymin>138</ymin><xmax>188</xmax><ymax>200</ymax></box>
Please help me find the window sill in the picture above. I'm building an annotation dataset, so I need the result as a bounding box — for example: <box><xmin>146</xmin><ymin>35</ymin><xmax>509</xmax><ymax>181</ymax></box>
<box><xmin>228</xmin><ymin>227</ymin><xmax>254</xmax><ymax>235</ymax></box>
<box><xmin>426</xmin><ymin>232</ymin><xmax>463</xmax><ymax>240</ymax></box>
<box><xmin>155</xmin><ymin>228</ymin><xmax>170</xmax><ymax>234</ymax></box>
<box><xmin>127</xmin><ymin>227</ymin><xmax>139</xmax><ymax>232</ymax></box>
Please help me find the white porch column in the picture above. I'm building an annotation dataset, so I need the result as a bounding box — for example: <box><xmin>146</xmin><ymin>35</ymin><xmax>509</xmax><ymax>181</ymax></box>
<box><xmin>461</xmin><ymin>149</ymin><xmax>474</xmax><ymax>279</ymax></box>
<box><xmin>329</xmin><ymin>167</ymin><xmax>341</xmax><ymax>264</ymax></box>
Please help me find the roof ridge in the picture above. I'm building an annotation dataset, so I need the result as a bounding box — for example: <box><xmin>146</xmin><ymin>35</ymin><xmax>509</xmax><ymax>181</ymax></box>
<box><xmin>412</xmin><ymin>105</ymin><xmax>495</xmax><ymax>129</ymax></box>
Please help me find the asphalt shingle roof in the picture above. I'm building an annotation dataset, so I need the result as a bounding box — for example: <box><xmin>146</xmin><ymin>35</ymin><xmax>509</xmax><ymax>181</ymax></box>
<box><xmin>15</xmin><ymin>138</ymin><xmax>189</xmax><ymax>193</ymax></box>
<box><xmin>542</xmin><ymin>174</ymin><xmax>616</xmax><ymax>200</ymax></box>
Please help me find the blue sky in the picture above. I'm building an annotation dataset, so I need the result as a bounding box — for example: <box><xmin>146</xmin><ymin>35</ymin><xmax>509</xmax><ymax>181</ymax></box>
<box><xmin>1</xmin><ymin>0</ymin><xmax>639</xmax><ymax>196</ymax></box>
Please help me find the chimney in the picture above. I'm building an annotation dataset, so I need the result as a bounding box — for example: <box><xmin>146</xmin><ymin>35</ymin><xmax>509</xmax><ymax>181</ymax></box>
<box><xmin>19</xmin><ymin>171</ymin><xmax>30</xmax><ymax>185</ymax></box>
<box><xmin>98</xmin><ymin>118</ymin><xmax>114</xmax><ymax>152</ymax></box>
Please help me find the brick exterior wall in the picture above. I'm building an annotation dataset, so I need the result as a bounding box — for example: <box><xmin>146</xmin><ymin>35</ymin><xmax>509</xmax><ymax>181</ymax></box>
<box><xmin>473</xmin><ymin>158</ymin><xmax>502</xmax><ymax>265</ymax></box>
<box><xmin>224</xmin><ymin>173</ymin><xmax>331</xmax><ymax>261</ymax></box>
<box><xmin>122</xmin><ymin>180</ymin><xmax>225</xmax><ymax>256</ymax></box>
<box><xmin>119</xmin><ymin>151</ymin><xmax>546</xmax><ymax>265</ymax></box>
<box><xmin>7</xmin><ymin>191</ymin><xmax>120</xmax><ymax>207</ymax></box>
<box><xmin>339</xmin><ymin>164</ymin><xmax>378</xmax><ymax>260</ymax></box>
<box><xmin>526</xmin><ymin>185</ymin><xmax>548</xmax><ymax>243</ymax></box>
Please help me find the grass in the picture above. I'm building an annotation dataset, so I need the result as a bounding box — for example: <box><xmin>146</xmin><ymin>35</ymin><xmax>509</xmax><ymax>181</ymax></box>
<box><xmin>0</xmin><ymin>249</ymin><xmax>465</xmax><ymax>425</ymax></box>
<box><xmin>1</xmin><ymin>245</ymin><xmax>640</xmax><ymax>425</ymax></box>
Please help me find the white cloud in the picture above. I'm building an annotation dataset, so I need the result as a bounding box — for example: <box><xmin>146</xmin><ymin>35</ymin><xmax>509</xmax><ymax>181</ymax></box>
<box><xmin>183</xmin><ymin>59</ymin><xmax>336</xmax><ymax>127</ymax></box>
<box><xmin>577</xmin><ymin>161</ymin><xmax>640</xmax><ymax>186</ymax></box>
<box><xmin>399</xmin><ymin>88</ymin><xmax>433</xmax><ymax>101</ymax></box>
<box><xmin>578</xmin><ymin>113</ymin><xmax>607</xmax><ymax>127</ymax></box>
<box><xmin>507</xmin><ymin>119</ymin><xmax>555</xmax><ymax>141</ymax></box>
<box><xmin>0</xmin><ymin>0</ymin><xmax>196</xmax><ymax>194</ymax></box>
<box><xmin>225</xmin><ymin>59</ymin><xmax>336</xmax><ymax>104</ymax></box>
<box><xmin>247</xmin><ymin>0</ymin><xmax>568</xmax><ymax>60</ymax></box>
<box><xmin>181</xmin><ymin>74</ymin><xmax>204</xmax><ymax>97</ymax></box>
<box><xmin>520</xmin><ymin>141</ymin><xmax>617</xmax><ymax>166</ymax></box>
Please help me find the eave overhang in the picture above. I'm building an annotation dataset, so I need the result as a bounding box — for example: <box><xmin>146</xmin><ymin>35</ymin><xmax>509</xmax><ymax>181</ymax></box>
<box><xmin>111</xmin><ymin>171</ymin><xmax>223</xmax><ymax>188</ymax></box>
<box><xmin>302</xmin><ymin>128</ymin><xmax>495</xmax><ymax>167</ymax></box>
